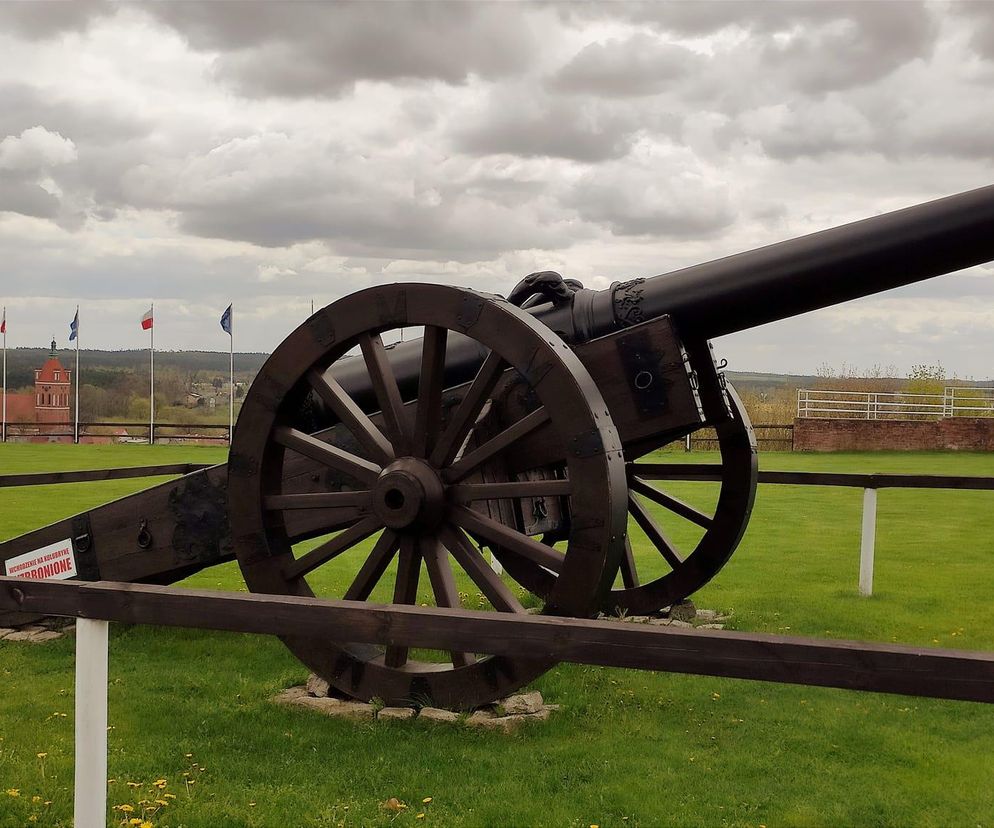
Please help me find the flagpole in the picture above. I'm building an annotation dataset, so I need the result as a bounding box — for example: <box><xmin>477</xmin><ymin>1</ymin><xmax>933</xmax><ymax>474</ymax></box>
<box><xmin>2</xmin><ymin>306</ymin><xmax>6</xmax><ymax>444</ymax></box>
<box><xmin>229</xmin><ymin>304</ymin><xmax>234</xmax><ymax>445</ymax></box>
<box><xmin>149</xmin><ymin>302</ymin><xmax>154</xmax><ymax>446</ymax></box>
<box><xmin>74</xmin><ymin>305</ymin><xmax>80</xmax><ymax>444</ymax></box>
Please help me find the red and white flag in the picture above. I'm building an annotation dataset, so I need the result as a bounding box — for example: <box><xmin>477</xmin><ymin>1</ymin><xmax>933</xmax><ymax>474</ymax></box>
<box><xmin>140</xmin><ymin>307</ymin><xmax>153</xmax><ymax>330</ymax></box>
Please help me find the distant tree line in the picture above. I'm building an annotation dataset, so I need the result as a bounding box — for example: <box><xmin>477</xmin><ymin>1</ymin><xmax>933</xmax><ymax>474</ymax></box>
<box><xmin>1</xmin><ymin>348</ymin><xmax>268</xmax><ymax>391</ymax></box>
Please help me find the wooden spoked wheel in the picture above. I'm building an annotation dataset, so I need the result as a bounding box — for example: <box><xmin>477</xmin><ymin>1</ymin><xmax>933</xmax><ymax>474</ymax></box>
<box><xmin>228</xmin><ymin>284</ymin><xmax>627</xmax><ymax>709</ymax></box>
<box><xmin>611</xmin><ymin>383</ymin><xmax>757</xmax><ymax>615</ymax></box>
<box><xmin>497</xmin><ymin>383</ymin><xmax>756</xmax><ymax>616</ymax></box>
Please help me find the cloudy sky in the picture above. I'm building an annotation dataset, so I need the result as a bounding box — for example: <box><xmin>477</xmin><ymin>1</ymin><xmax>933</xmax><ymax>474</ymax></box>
<box><xmin>0</xmin><ymin>1</ymin><xmax>992</xmax><ymax>378</ymax></box>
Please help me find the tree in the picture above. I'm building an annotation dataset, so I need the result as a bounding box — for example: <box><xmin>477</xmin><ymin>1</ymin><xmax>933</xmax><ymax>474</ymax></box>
<box><xmin>907</xmin><ymin>363</ymin><xmax>946</xmax><ymax>397</ymax></box>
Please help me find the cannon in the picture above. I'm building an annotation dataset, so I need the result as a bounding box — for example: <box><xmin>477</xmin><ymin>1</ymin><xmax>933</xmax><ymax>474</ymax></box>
<box><xmin>3</xmin><ymin>185</ymin><xmax>994</xmax><ymax>708</ymax></box>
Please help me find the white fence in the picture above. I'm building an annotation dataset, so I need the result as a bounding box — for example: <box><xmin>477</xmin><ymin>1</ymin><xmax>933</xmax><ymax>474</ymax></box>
<box><xmin>797</xmin><ymin>386</ymin><xmax>994</xmax><ymax>420</ymax></box>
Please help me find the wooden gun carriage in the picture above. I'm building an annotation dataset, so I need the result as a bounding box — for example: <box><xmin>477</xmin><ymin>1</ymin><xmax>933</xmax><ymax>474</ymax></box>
<box><xmin>3</xmin><ymin>185</ymin><xmax>994</xmax><ymax>709</ymax></box>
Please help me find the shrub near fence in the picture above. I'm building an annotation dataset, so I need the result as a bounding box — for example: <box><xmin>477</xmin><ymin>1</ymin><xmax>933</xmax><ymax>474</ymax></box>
<box><xmin>689</xmin><ymin>424</ymin><xmax>794</xmax><ymax>451</ymax></box>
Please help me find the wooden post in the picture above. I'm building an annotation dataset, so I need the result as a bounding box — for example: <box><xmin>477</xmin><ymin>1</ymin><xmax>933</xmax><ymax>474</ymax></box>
<box><xmin>859</xmin><ymin>487</ymin><xmax>877</xmax><ymax>596</ymax></box>
<box><xmin>74</xmin><ymin>618</ymin><xmax>108</xmax><ymax>828</ymax></box>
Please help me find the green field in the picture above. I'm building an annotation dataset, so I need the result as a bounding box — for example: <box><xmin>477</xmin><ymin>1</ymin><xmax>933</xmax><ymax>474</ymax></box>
<box><xmin>1</xmin><ymin>444</ymin><xmax>993</xmax><ymax>827</ymax></box>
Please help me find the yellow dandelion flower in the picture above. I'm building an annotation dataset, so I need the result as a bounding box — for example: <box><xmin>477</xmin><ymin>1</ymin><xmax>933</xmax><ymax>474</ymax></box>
<box><xmin>141</xmin><ymin>822</ymin><xmax>154</xmax><ymax>828</ymax></box>
<box><xmin>163</xmin><ymin>793</ymin><xmax>177</xmax><ymax>800</ymax></box>
<box><xmin>417</xmin><ymin>814</ymin><xmax>425</xmax><ymax>820</ymax></box>
<box><xmin>154</xmin><ymin>778</ymin><xmax>167</xmax><ymax>787</ymax></box>
<box><xmin>28</xmin><ymin>816</ymin><xmax>37</xmax><ymax>823</ymax></box>
<box><xmin>119</xmin><ymin>803</ymin><xmax>135</xmax><ymax>813</ymax></box>
<box><xmin>155</xmin><ymin>799</ymin><xmax>169</xmax><ymax>806</ymax></box>
<box><xmin>422</xmin><ymin>797</ymin><xmax>433</xmax><ymax>804</ymax></box>
<box><xmin>32</xmin><ymin>795</ymin><xmax>42</xmax><ymax>803</ymax></box>
<box><xmin>5</xmin><ymin>789</ymin><xmax>19</xmax><ymax>797</ymax></box>
<box><xmin>127</xmin><ymin>781</ymin><xmax>141</xmax><ymax>788</ymax></box>
<box><xmin>130</xmin><ymin>819</ymin><xmax>142</xmax><ymax>826</ymax></box>
<box><xmin>36</xmin><ymin>752</ymin><xmax>47</xmax><ymax>759</ymax></box>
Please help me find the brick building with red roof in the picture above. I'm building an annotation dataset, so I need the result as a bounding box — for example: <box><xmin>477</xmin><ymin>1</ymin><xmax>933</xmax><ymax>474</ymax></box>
<box><xmin>2</xmin><ymin>340</ymin><xmax>72</xmax><ymax>438</ymax></box>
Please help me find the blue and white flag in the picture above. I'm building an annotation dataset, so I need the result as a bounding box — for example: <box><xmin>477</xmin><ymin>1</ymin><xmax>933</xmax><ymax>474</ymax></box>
<box><xmin>69</xmin><ymin>309</ymin><xmax>79</xmax><ymax>342</ymax></box>
<box><xmin>220</xmin><ymin>304</ymin><xmax>232</xmax><ymax>335</ymax></box>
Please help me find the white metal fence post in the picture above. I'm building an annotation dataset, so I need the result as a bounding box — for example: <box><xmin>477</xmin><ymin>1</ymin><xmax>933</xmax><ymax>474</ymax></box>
<box><xmin>74</xmin><ymin>618</ymin><xmax>109</xmax><ymax>828</ymax></box>
<box><xmin>859</xmin><ymin>488</ymin><xmax>878</xmax><ymax>597</ymax></box>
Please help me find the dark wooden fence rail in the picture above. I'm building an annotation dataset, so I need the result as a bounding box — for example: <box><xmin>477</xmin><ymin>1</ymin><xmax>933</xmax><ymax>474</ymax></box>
<box><xmin>1</xmin><ymin>421</ymin><xmax>230</xmax><ymax>443</ymax></box>
<box><xmin>3</xmin><ymin>422</ymin><xmax>796</xmax><ymax>448</ymax></box>
<box><xmin>3</xmin><ymin>576</ymin><xmax>993</xmax><ymax>703</ymax></box>
<box><xmin>637</xmin><ymin>465</ymin><xmax>994</xmax><ymax>491</ymax></box>
<box><xmin>0</xmin><ymin>464</ymin><xmax>213</xmax><ymax>488</ymax></box>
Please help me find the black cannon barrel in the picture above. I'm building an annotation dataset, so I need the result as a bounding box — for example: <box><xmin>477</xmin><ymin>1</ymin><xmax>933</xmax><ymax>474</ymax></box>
<box><xmin>332</xmin><ymin>184</ymin><xmax>994</xmax><ymax>403</ymax></box>
<box><xmin>635</xmin><ymin>183</ymin><xmax>994</xmax><ymax>339</ymax></box>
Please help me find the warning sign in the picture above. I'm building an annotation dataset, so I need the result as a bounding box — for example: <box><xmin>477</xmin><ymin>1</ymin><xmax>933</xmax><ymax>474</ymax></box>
<box><xmin>4</xmin><ymin>539</ymin><xmax>78</xmax><ymax>580</ymax></box>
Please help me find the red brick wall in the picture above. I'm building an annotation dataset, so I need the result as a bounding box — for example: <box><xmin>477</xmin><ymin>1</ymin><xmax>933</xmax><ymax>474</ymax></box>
<box><xmin>793</xmin><ymin>418</ymin><xmax>994</xmax><ymax>451</ymax></box>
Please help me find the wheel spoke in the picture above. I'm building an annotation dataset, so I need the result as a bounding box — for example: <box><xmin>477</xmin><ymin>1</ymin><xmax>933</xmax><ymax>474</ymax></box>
<box><xmin>412</xmin><ymin>325</ymin><xmax>448</xmax><ymax>458</ymax></box>
<box><xmin>444</xmin><ymin>407</ymin><xmax>551</xmax><ymax>483</ymax></box>
<box><xmin>274</xmin><ymin>426</ymin><xmax>381</xmax><ymax>485</ymax></box>
<box><xmin>384</xmin><ymin>535</ymin><xmax>421</xmax><ymax>668</ymax></box>
<box><xmin>344</xmin><ymin>529</ymin><xmax>399</xmax><ymax>601</ymax></box>
<box><xmin>439</xmin><ymin>524</ymin><xmax>525</xmax><ymax>614</ymax></box>
<box><xmin>359</xmin><ymin>332</ymin><xmax>410</xmax><ymax>454</ymax></box>
<box><xmin>448</xmin><ymin>478</ymin><xmax>572</xmax><ymax>502</ymax></box>
<box><xmin>630</xmin><ymin>477</ymin><xmax>713</xmax><ymax>529</ymax></box>
<box><xmin>307</xmin><ymin>368</ymin><xmax>394</xmax><ymax>464</ymax></box>
<box><xmin>264</xmin><ymin>491</ymin><xmax>372</xmax><ymax>511</ymax></box>
<box><xmin>620</xmin><ymin>535</ymin><xmax>639</xmax><ymax>589</ymax></box>
<box><xmin>628</xmin><ymin>493</ymin><xmax>683</xmax><ymax>570</ymax></box>
<box><xmin>451</xmin><ymin>506</ymin><xmax>563</xmax><ymax>573</ymax></box>
<box><xmin>429</xmin><ymin>350</ymin><xmax>506</xmax><ymax>468</ymax></box>
<box><xmin>285</xmin><ymin>515</ymin><xmax>361</xmax><ymax>545</ymax></box>
<box><xmin>422</xmin><ymin>535</ymin><xmax>477</xmax><ymax>667</ymax></box>
<box><xmin>283</xmin><ymin>516</ymin><xmax>382</xmax><ymax>581</ymax></box>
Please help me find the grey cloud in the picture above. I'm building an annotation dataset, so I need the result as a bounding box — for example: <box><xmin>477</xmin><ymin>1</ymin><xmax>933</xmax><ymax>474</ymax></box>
<box><xmin>566</xmin><ymin>159</ymin><xmax>736</xmax><ymax>238</ymax></box>
<box><xmin>0</xmin><ymin>87</ymin><xmax>157</xmax><ymax>227</ymax></box>
<box><xmin>567</xmin><ymin>2</ymin><xmax>937</xmax><ymax>93</ymax></box>
<box><xmin>550</xmin><ymin>34</ymin><xmax>699</xmax><ymax>97</ymax></box>
<box><xmin>140</xmin><ymin>2</ymin><xmax>541</xmax><ymax>98</ymax></box>
<box><xmin>0</xmin><ymin>126</ymin><xmax>76</xmax><ymax>172</ymax></box>
<box><xmin>728</xmin><ymin>100</ymin><xmax>880</xmax><ymax>160</ymax></box>
<box><xmin>0</xmin><ymin>180</ymin><xmax>61</xmax><ymax>220</ymax></box>
<box><xmin>0</xmin><ymin>84</ymin><xmax>150</xmax><ymax>148</ymax></box>
<box><xmin>454</xmin><ymin>90</ymin><xmax>644</xmax><ymax>162</ymax></box>
<box><xmin>0</xmin><ymin>0</ymin><xmax>111</xmax><ymax>39</ymax></box>
<box><xmin>952</xmin><ymin>2</ymin><xmax>994</xmax><ymax>60</ymax></box>
<box><xmin>119</xmin><ymin>133</ymin><xmax>588</xmax><ymax>260</ymax></box>
<box><xmin>759</xmin><ymin>4</ymin><xmax>937</xmax><ymax>94</ymax></box>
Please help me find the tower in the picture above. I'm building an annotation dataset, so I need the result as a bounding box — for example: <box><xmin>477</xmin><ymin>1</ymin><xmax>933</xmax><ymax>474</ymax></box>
<box><xmin>35</xmin><ymin>338</ymin><xmax>71</xmax><ymax>431</ymax></box>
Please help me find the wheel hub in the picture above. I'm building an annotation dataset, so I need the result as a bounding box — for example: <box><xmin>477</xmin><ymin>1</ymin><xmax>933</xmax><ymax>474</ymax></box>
<box><xmin>371</xmin><ymin>457</ymin><xmax>446</xmax><ymax>531</ymax></box>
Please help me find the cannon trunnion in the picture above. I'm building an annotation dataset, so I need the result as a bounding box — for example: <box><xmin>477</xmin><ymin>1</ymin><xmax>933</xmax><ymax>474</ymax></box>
<box><xmin>2</xmin><ymin>185</ymin><xmax>993</xmax><ymax>708</ymax></box>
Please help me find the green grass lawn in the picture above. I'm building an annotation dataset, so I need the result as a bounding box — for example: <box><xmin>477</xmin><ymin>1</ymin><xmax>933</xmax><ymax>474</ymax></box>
<box><xmin>1</xmin><ymin>444</ymin><xmax>993</xmax><ymax>827</ymax></box>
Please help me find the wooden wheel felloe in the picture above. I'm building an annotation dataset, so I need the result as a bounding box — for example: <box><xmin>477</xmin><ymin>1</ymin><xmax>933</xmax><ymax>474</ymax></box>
<box><xmin>612</xmin><ymin>383</ymin><xmax>757</xmax><ymax>615</ymax></box>
<box><xmin>228</xmin><ymin>283</ymin><xmax>627</xmax><ymax>709</ymax></box>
